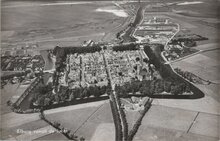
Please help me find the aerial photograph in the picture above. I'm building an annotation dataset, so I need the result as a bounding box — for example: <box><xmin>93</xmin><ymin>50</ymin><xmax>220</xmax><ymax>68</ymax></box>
<box><xmin>1</xmin><ymin>0</ymin><xmax>220</xmax><ymax>140</ymax></box>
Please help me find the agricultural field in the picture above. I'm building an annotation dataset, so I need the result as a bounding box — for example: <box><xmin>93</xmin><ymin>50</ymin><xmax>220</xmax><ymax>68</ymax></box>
<box><xmin>171</xmin><ymin>49</ymin><xmax>220</xmax><ymax>101</ymax></box>
<box><xmin>154</xmin><ymin>48</ymin><xmax>220</xmax><ymax>120</ymax></box>
<box><xmin>134</xmin><ymin>105</ymin><xmax>219</xmax><ymax>141</ymax></box>
<box><xmin>1</xmin><ymin>83</ymin><xmax>21</xmax><ymax>115</ymax></box>
<box><xmin>1</xmin><ymin>1</ymin><xmax>130</xmax><ymax>49</ymax></box>
<box><xmin>43</xmin><ymin>101</ymin><xmax>113</xmax><ymax>141</ymax></box>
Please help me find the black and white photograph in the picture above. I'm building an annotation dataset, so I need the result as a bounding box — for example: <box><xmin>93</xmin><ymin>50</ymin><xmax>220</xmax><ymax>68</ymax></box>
<box><xmin>1</xmin><ymin>0</ymin><xmax>220</xmax><ymax>140</ymax></box>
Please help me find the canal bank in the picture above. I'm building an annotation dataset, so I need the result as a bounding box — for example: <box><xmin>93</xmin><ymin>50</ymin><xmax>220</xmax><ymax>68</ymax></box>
<box><xmin>40</xmin><ymin>50</ymin><xmax>55</xmax><ymax>71</ymax></box>
<box><xmin>143</xmin><ymin>45</ymin><xmax>205</xmax><ymax>99</ymax></box>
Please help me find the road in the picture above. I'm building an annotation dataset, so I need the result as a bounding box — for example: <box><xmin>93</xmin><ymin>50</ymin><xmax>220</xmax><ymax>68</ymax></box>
<box><xmin>101</xmin><ymin>4</ymin><xmax>147</xmax><ymax>141</ymax></box>
<box><xmin>101</xmin><ymin>50</ymin><xmax>124</xmax><ymax>140</ymax></box>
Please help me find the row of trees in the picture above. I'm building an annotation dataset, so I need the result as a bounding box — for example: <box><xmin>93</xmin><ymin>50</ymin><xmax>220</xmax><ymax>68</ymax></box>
<box><xmin>115</xmin><ymin>79</ymin><xmax>191</xmax><ymax>96</ymax></box>
<box><xmin>109</xmin><ymin>95</ymin><xmax>123</xmax><ymax>141</ymax></box>
<box><xmin>64</xmin><ymin>46</ymin><xmax>102</xmax><ymax>54</ymax></box>
<box><xmin>175</xmin><ymin>68</ymin><xmax>203</xmax><ymax>84</ymax></box>
<box><xmin>109</xmin><ymin>90</ymin><xmax>129</xmax><ymax>141</ymax></box>
<box><xmin>54</xmin><ymin>43</ymin><xmax>139</xmax><ymax>59</ymax></box>
<box><xmin>143</xmin><ymin>43</ymin><xmax>207</xmax><ymax>99</ymax></box>
<box><xmin>40</xmin><ymin>112</ymin><xmax>85</xmax><ymax>141</ymax></box>
<box><xmin>127</xmin><ymin>98</ymin><xmax>152</xmax><ymax>141</ymax></box>
<box><xmin>171</xmin><ymin>34</ymin><xmax>208</xmax><ymax>47</ymax></box>
<box><xmin>33</xmin><ymin>77</ymin><xmax>191</xmax><ymax>108</ymax></box>
<box><xmin>113</xmin><ymin>92</ymin><xmax>128</xmax><ymax>141</ymax></box>
<box><xmin>112</xmin><ymin>43</ymin><xmax>138</xmax><ymax>52</ymax></box>
<box><xmin>1</xmin><ymin>70</ymin><xmax>31</xmax><ymax>81</ymax></box>
<box><xmin>32</xmin><ymin>85</ymin><xmax>110</xmax><ymax>107</ymax></box>
<box><xmin>53</xmin><ymin>46</ymin><xmax>101</xmax><ymax>56</ymax></box>
<box><xmin>53</xmin><ymin>44</ymin><xmax>139</xmax><ymax>73</ymax></box>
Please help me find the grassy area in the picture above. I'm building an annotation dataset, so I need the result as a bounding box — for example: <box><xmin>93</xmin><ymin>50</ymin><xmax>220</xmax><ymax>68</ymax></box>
<box><xmin>134</xmin><ymin>105</ymin><xmax>219</xmax><ymax>141</ymax></box>
<box><xmin>125</xmin><ymin>110</ymin><xmax>141</xmax><ymax>132</ymax></box>
<box><xmin>75</xmin><ymin>102</ymin><xmax>113</xmax><ymax>140</ymax></box>
<box><xmin>171</xmin><ymin>0</ymin><xmax>219</xmax><ymax>19</ymax></box>
<box><xmin>1</xmin><ymin>83</ymin><xmax>20</xmax><ymax>114</ymax></box>
<box><xmin>44</xmin><ymin>102</ymin><xmax>113</xmax><ymax>140</ymax></box>
<box><xmin>135</xmin><ymin>124</ymin><xmax>218</xmax><ymax>141</ymax></box>
<box><xmin>171</xmin><ymin>50</ymin><xmax>220</xmax><ymax>103</ymax></box>
<box><xmin>1</xmin><ymin>1</ymin><xmax>128</xmax><ymax>49</ymax></box>
<box><xmin>34</xmin><ymin>132</ymin><xmax>68</xmax><ymax>141</ymax></box>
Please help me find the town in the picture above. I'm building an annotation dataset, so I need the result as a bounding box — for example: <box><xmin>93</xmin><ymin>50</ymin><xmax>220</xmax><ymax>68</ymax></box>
<box><xmin>1</xmin><ymin>0</ymin><xmax>219</xmax><ymax>141</ymax></box>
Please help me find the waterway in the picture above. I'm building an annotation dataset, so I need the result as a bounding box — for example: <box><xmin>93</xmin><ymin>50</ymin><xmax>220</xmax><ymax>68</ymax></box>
<box><xmin>18</xmin><ymin>51</ymin><xmax>55</xmax><ymax>110</ymax></box>
<box><xmin>40</xmin><ymin>50</ymin><xmax>55</xmax><ymax>71</ymax></box>
<box><xmin>122</xmin><ymin>4</ymin><xmax>145</xmax><ymax>42</ymax></box>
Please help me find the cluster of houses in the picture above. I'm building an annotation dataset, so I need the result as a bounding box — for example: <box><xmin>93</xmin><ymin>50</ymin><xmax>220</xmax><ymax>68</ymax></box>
<box><xmin>58</xmin><ymin>48</ymin><xmax>161</xmax><ymax>90</ymax></box>
<box><xmin>105</xmin><ymin>50</ymin><xmax>152</xmax><ymax>85</ymax></box>
<box><xmin>60</xmin><ymin>52</ymin><xmax>108</xmax><ymax>89</ymax></box>
<box><xmin>82</xmin><ymin>52</ymin><xmax>108</xmax><ymax>87</ymax></box>
<box><xmin>1</xmin><ymin>54</ymin><xmax>44</xmax><ymax>73</ymax></box>
<box><xmin>1</xmin><ymin>49</ymin><xmax>45</xmax><ymax>89</ymax></box>
<box><xmin>163</xmin><ymin>44</ymin><xmax>184</xmax><ymax>61</ymax></box>
<box><xmin>64</xmin><ymin>54</ymin><xmax>81</xmax><ymax>88</ymax></box>
<box><xmin>121</xmin><ymin>97</ymin><xmax>152</xmax><ymax>111</ymax></box>
<box><xmin>1</xmin><ymin>43</ymin><xmax>39</xmax><ymax>57</ymax></box>
<box><xmin>134</xmin><ymin>16</ymin><xmax>178</xmax><ymax>44</ymax></box>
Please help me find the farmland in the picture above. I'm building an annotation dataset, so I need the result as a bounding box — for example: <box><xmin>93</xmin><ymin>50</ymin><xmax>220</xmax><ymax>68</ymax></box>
<box><xmin>1</xmin><ymin>1</ymin><xmax>129</xmax><ymax>49</ymax></box>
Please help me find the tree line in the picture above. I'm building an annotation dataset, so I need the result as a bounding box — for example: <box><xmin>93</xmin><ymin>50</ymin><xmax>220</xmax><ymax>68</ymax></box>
<box><xmin>53</xmin><ymin>44</ymin><xmax>138</xmax><ymax>73</ymax></box>
<box><xmin>115</xmin><ymin>79</ymin><xmax>191</xmax><ymax>97</ymax></box>
<box><xmin>40</xmin><ymin>112</ymin><xmax>85</xmax><ymax>141</ymax></box>
<box><xmin>31</xmin><ymin>85</ymin><xmax>110</xmax><ymax>107</ymax></box>
<box><xmin>174</xmin><ymin>68</ymin><xmax>205</xmax><ymax>84</ymax></box>
<box><xmin>32</xmin><ymin>77</ymin><xmax>191</xmax><ymax>108</ymax></box>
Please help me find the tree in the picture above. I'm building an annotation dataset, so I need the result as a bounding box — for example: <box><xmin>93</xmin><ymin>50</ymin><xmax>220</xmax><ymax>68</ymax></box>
<box><xmin>140</xmin><ymin>85</ymin><xmax>150</xmax><ymax>95</ymax></box>
<box><xmin>69</xmin><ymin>92</ymin><xmax>75</xmax><ymax>101</ymax></box>
<box><xmin>93</xmin><ymin>86</ymin><xmax>101</xmax><ymax>98</ymax></box>
<box><xmin>131</xmin><ymin>81</ymin><xmax>141</xmax><ymax>94</ymax></box>
<box><xmin>37</xmin><ymin>96</ymin><xmax>45</xmax><ymax>106</ymax></box>
<box><xmin>100</xmin><ymin>85</ymin><xmax>107</xmax><ymax>95</ymax></box>
<box><xmin>171</xmin><ymin>85</ymin><xmax>183</xmax><ymax>95</ymax></box>
<box><xmin>80</xmin><ymin>137</ymin><xmax>85</xmax><ymax>141</ymax></box>
<box><xmin>149</xmin><ymin>80</ymin><xmax>155</xmax><ymax>95</ymax></box>
<box><xmin>53</xmin><ymin>121</ymin><xmax>61</xmax><ymax>128</ymax></box>
<box><xmin>80</xmin><ymin>89</ymin><xmax>88</xmax><ymax>99</ymax></box>
<box><xmin>164</xmin><ymin>81</ymin><xmax>172</xmax><ymax>92</ymax></box>
<box><xmin>116</xmin><ymin>32</ymin><xmax>120</xmax><ymax>38</ymax></box>
<box><xmin>54</xmin><ymin>94</ymin><xmax>60</xmax><ymax>103</ymax></box>
<box><xmin>39</xmin><ymin>85</ymin><xmax>52</xmax><ymax>95</ymax></box>
<box><xmin>119</xmin><ymin>86</ymin><xmax>127</xmax><ymax>97</ymax></box>
<box><xmin>185</xmin><ymin>84</ymin><xmax>191</xmax><ymax>93</ymax></box>
<box><xmin>124</xmin><ymin>82</ymin><xmax>132</xmax><ymax>93</ymax></box>
<box><xmin>74</xmin><ymin>88</ymin><xmax>81</xmax><ymax>98</ymax></box>
<box><xmin>44</xmin><ymin>98</ymin><xmax>51</xmax><ymax>106</ymax></box>
<box><xmin>154</xmin><ymin>80</ymin><xmax>164</xmax><ymax>93</ymax></box>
